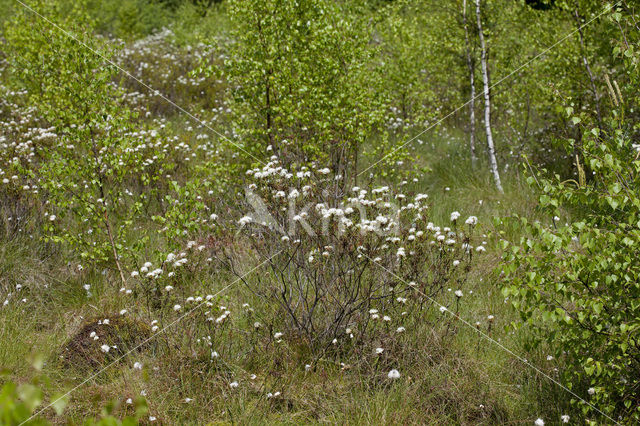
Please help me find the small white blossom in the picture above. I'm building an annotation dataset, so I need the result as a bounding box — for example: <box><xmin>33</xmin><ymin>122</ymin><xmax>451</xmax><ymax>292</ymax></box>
<box><xmin>238</xmin><ymin>216</ymin><xmax>252</xmax><ymax>226</ymax></box>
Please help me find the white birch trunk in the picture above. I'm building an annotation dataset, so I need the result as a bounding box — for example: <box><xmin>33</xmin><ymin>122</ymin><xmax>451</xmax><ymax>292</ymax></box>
<box><xmin>475</xmin><ymin>0</ymin><xmax>503</xmax><ymax>193</ymax></box>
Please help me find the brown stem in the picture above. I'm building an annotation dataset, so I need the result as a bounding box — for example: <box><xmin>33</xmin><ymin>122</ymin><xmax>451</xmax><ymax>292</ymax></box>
<box><xmin>104</xmin><ymin>209</ymin><xmax>126</xmax><ymax>288</ymax></box>
<box><xmin>574</xmin><ymin>8</ymin><xmax>603</xmax><ymax>130</ymax></box>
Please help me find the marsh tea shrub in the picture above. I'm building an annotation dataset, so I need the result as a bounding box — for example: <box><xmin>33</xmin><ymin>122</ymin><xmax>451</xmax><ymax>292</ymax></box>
<box><xmin>237</xmin><ymin>156</ymin><xmax>483</xmax><ymax>354</ymax></box>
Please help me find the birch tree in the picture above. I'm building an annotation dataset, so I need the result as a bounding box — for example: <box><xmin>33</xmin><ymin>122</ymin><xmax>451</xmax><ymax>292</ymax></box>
<box><xmin>475</xmin><ymin>0</ymin><xmax>503</xmax><ymax>192</ymax></box>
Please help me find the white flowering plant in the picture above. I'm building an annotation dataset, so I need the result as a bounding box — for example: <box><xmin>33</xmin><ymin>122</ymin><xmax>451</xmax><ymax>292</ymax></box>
<box><xmin>0</xmin><ymin>88</ymin><xmax>51</xmax><ymax>236</ymax></box>
<box><xmin>234</xmin><ymin>155</ymin><xmax>481</xmax><ymax>356</ymax></box>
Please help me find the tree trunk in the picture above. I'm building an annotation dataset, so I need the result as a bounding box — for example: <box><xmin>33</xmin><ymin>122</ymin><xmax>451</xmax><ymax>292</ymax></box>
<box><xmin>463</xmin><ymin>0</ymin><xmax>478</xmax><ymax>166</ymax></box>
<box><xmin>475</xmin><ymin>0</ymin><xmax>503</xmax><ymax>193</ymax></box>
<box><xmin>574</xmin><ymin>8</ymin><xmax>602</xmax><ymax>130</ymax></box>
<box><xmin>265</xmin><ymin>71</ymin><xmax>275</xmax><ymax>149</ymax></box>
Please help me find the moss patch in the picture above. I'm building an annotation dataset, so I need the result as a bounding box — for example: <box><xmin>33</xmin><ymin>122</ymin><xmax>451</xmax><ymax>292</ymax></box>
<box><xmin>60</xmin><ymin>315</ymin><xmax>151</xmax><ymax>370</ymax></box>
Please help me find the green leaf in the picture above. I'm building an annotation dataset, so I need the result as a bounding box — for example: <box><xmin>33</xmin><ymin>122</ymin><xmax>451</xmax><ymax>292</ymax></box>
<box><xmin>51</xmin><ymin>392</ymin><xmax>70</xmax><ymax>416</ymax></box>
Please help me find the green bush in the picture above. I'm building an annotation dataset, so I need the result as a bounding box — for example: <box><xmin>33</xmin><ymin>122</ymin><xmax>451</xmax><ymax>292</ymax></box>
<box><xmin>3</xmin><ymin>0</ymin><xmax>175</xmax><ymax>285</ymax></box>
<box><xmin>501</xmin><ymin>57</ymin><xmax>640</xmax><ymax>426</ymax></box>
<box><xmin>87</xmin><ymin>0</ymin><xmax>172</xmax><ymax>39</ymax></box>
<box><xmin>502</xmin><ymin>133</ymin><xmax>640</xmax><ymax>423</ymax></box>
<box><xmin>500</xmin><ymin>6</ymin><xmax>640</xmax><ymax>423</ymax></box>
<box><xmin>209</xmin><ymin>0</ymin><xmax>402</xmax><ymax>178</ymax></box>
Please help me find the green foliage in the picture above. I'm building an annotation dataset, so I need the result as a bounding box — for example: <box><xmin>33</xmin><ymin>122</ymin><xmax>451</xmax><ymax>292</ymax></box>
<box><xmin>170</xmin><ymin>0</ymin><xmax>230</xmax><ymax>44</ymax></box>
<box><xmin>86</xmin><ymin>0</ymin><xmax>172</xmax><ymax>39</ymax></box>
<box><xmin>0</xmin><ymin>356</ymin><xmax>147</xmax><ymax>425</ymax></box>
<box><xmin>213</xmin><ymin>0</ymin><xmax>398</xmax><ymax>178</ymax></box>
<box><xmin>0</xmin><ymin>378</ymin><xmax>147</xmax><ymax>425</ymax></box>
<box><xmin>3</xmin><ymin>1</ymin><xmax>171</xmax><ymax>279</ymax></box>
<box><xmin>374</xmin><ymin>0</ymin><xmax>454</xmax><ymax>125</ymax></box>
<box><xmin>501</xmin><ymin>9</ymin><xmax>640</xmax><ymax>421</ymax></box>
<box><xmin>0</xmin><ymin>0</ymin><xmax>16</xmax><ymax>27</ymax></box>
<box><xmin>0</xmin><ymin>381</ymin><xmax>48</xmax><ymax>426</ymax></box>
